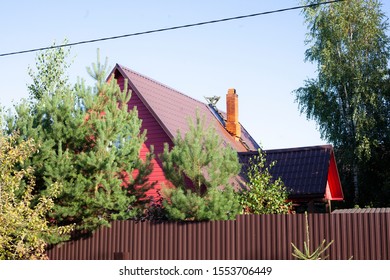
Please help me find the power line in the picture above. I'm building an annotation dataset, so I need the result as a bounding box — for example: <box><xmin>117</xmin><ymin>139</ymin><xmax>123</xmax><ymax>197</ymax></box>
<box><xmin>0</xmin><ymin>0</ymin><xmax>344</xmax><ymax>58</ymax></box>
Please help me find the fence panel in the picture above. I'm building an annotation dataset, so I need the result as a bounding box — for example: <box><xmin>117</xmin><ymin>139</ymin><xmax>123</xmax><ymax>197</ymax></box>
<box><xmin>46</xmin><ymin>212</ymin><xmax>390</xmax><ymax>260</ymax></box>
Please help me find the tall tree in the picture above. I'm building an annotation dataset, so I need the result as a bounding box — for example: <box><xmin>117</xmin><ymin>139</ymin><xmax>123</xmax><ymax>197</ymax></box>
<box><xmin>27</xmin><ymin>40</ymin><xmax>72</xmax><ymax>101</ymax></box>
<box><xmin>160</xmin><ymin>113</ymin><xmax>241</xmax><ymax>221</ymax></box>
<box><xmin>5</xmin><ymin>49</ymin><xmax>153</xmax><ymax>243</ymax></box>
<box><xmin>295</xmin><ymin>0</ymin><xmax>390</xmax><ymax>206</ymax></box>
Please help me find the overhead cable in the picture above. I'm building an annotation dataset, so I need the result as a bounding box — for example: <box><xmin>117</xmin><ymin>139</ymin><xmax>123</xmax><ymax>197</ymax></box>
<box><xmin>0</xmin><ymin>0</ymin><xmax>344</xmax><ymax>57</ymax></box>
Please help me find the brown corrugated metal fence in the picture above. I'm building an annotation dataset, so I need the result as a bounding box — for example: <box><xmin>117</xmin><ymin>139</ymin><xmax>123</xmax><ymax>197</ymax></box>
<box><xmin>46</xmin><ymin>212</ymin><xmax>390</xmax><ymax>260</ymax></box>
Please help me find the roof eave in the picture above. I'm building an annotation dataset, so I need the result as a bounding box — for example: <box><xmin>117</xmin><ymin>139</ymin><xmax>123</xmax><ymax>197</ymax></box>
<box><xmin>114</xmin><ymin>64</ymin><xmax>175</xmax><ymax>141</ymax></box>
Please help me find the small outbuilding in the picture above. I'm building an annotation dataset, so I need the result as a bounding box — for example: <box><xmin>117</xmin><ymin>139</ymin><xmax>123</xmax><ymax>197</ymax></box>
<box><xmin>239</xmin><ymin>145</ymin><xmax>344</xmax><ymax>213</ymax></box>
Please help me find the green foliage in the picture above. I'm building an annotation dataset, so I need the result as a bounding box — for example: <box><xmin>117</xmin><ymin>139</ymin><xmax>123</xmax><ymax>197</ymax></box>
<box><xmin>163</xmin><ymin>184</ymin><xmax>240</xmax><ymax>221</ymax></box>
<box><xmin>4</xmin><ymin>49</ymin><xmax>153</xmax><ymax>243</ymax></box>
<box><xmin>161</xmin><ymin>113</ymin><xmax>241</xmax><ymax>221</ymax></box>
<box><xmin>0</xmin><ymin>134</ymin><xmax>72</xmax><ymax>260</ymax></box>
<box><xmin>27</xmin><ymin>40</ymin><xmax>72</xmax><ymax>101</ymax></box>
<box><xmin>295</xmin><ymin>0</ymin><xmax>390</xmax><ymax>206</ymax></box>
<box><xmin>291</xmin><ymin>213</ymin><xmax>333</xmax><ymax>260</ymax></box>
<box><xmin>239</xmin><ymin>150</ymin><xmax>291</xmax><ymax>214</ymax></box>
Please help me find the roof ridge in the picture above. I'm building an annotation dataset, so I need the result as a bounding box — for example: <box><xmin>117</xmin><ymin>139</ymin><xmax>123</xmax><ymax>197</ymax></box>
<box><xmin>117</xmin><ymin>64</ymin><xmax>207</xmax><ymax>107</ymax></box>
<box><xmin>264</xmin><ymin>144</ymin><xmax>333</xmax><ymax>153</ymax></box>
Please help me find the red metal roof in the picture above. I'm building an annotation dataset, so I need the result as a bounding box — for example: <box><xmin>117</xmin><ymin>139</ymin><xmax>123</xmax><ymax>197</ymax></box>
<box><xmin>238</xmin><ymin>145</ymin><xmax>344</xmax><ymax>201</ymax></box>
<box><xmin>113</xmin><ymin>64</ymin><xmax>260</xmax><ymax>152</ymax></box>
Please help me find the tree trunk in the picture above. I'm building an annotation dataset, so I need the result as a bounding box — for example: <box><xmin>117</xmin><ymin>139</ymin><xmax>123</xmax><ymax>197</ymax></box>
<box><xmin>353</xmin><ymin>164</ymin><xmax>359</xmax><ymax>205</ymax></box>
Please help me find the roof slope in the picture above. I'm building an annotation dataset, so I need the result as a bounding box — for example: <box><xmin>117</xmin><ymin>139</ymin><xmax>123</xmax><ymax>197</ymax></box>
<box><xmin>239</xmin><ymin>145</ymin><xmax>336</xmax><ymax>199</ymax></box>
<box><xmin>114</xmin><ymin>64</ymin><xmax>259</xmax><ymax>152</ymax></box>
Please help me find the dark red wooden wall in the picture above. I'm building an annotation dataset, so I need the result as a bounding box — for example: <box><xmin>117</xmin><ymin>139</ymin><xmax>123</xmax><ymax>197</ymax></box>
<box><xmin>116</xmin><ymin>73</ymin><xmax>173</xmax><ymax>198</ymax></box>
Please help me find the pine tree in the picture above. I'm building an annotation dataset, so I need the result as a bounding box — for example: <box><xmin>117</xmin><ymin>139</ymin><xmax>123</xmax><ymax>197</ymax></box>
<box><xmin>160</xmin><ymin>113</ymin><xmax>241</xmax><ymax>221</ymax></box>
<box><xmin>5</xmin><ymin>50</ymin><xmax>153</xmax><ymax>243</ymax></box>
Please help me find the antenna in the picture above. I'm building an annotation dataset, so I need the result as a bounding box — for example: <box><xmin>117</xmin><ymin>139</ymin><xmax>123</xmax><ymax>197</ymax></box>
<box><xmin>204</xmin><ymin>96</ymin><xmax>220</xmax><ymax>106</ymax></box>
<box><xmin>205</xmin><ymin>95</ymin><xmax>225</xmax><ymax>126</ymax></box>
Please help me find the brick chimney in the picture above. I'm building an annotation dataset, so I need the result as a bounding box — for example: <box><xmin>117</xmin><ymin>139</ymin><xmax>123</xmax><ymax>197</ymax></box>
<box><xmin>226</xmin><ymin>88</ymin><xmax>241</xmax><ymax>140</ymax></box>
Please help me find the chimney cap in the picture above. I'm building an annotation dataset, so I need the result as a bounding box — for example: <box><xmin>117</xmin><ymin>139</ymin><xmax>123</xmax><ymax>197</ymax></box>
<box><xmin>228</xmin><ymin>88</ymin><xmax>236</xmax><ymax>95</ymax></box>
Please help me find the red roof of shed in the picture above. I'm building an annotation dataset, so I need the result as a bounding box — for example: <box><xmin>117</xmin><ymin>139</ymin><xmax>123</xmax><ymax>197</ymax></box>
<box><xmin>239</xmin><ymin>145</ymin><xmax>344</xmax><ymax>201</ymax></box>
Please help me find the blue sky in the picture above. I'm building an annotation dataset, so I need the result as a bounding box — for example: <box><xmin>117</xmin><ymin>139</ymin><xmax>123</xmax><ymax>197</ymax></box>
<box><xmin>1</xmin><ymin>0</ymin><xmax>389</xmax><ymax>149</ymax></box>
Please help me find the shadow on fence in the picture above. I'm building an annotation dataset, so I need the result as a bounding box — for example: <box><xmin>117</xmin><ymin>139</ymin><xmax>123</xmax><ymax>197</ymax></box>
<box><xmin>46</xmin><ymin>211</ymin><xmax>390</xmax><ymax>260</ymax></box>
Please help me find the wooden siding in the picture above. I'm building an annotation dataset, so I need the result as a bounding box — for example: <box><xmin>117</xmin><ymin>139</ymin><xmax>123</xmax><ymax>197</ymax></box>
<box><xmin>47</xmin><ymin>212</ymin><xmax>390</xmax><ymax>260</ymax></box>
<box><xmin>116</xmin><ymin>74</ymin><xmax>173</xmax><ymax>198</ymax></box>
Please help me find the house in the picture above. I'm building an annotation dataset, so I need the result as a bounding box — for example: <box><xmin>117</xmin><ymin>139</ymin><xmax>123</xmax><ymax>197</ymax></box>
<box><xmin>108</xmin><ymin>64</ymin><xmax>343</xmax><ymax>211</ymax></box>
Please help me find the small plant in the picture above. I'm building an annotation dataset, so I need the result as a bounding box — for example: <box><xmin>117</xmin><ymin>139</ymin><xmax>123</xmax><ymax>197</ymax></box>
<box><xmin>291</xmin><ymin>212</ymin><xmax>333</xmax><ymax>260</ymax></box>
<box><xmin>239</xmin><ymin>149</ymin><xmax>291</xmax><ymax>214</ymax></box>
